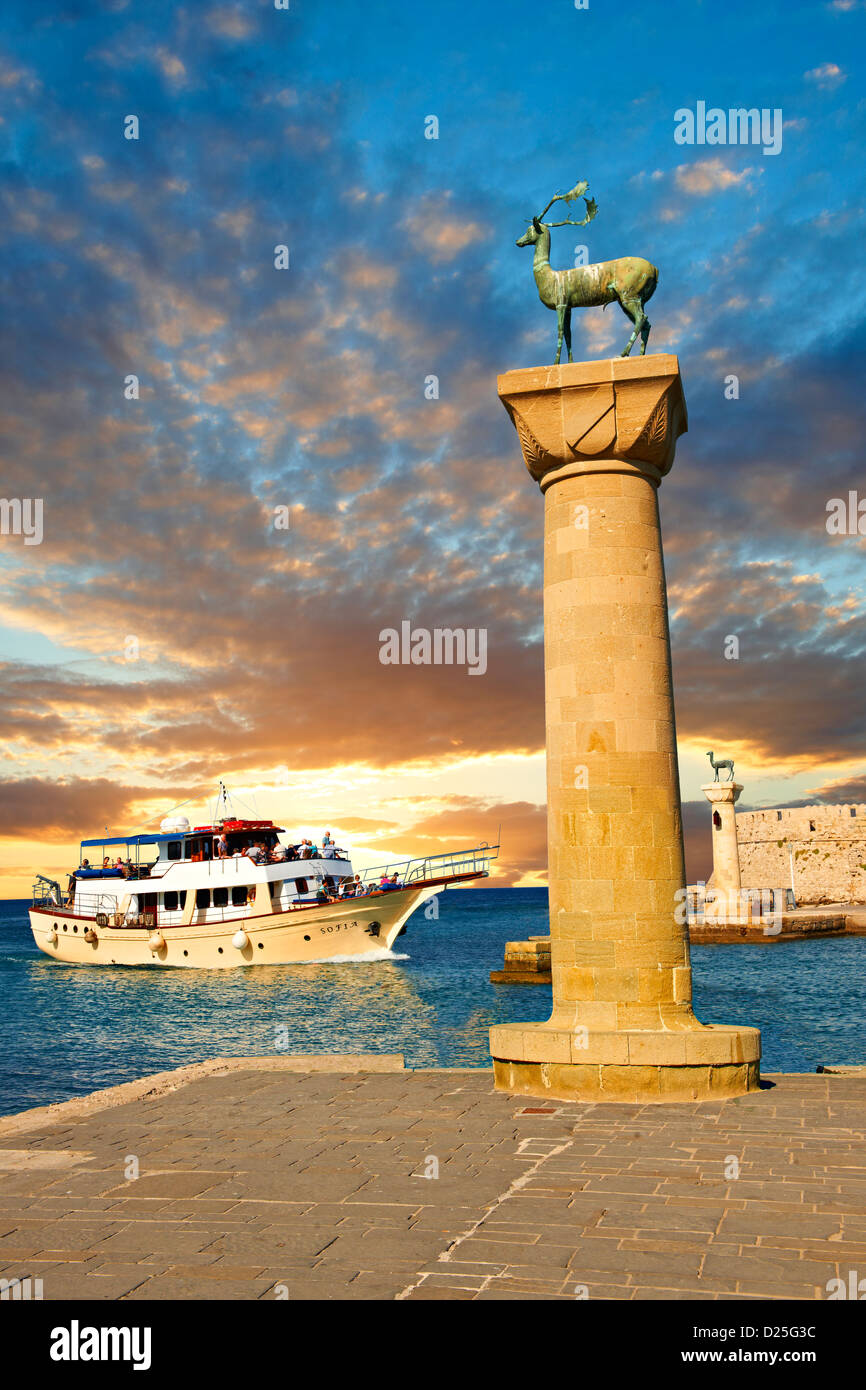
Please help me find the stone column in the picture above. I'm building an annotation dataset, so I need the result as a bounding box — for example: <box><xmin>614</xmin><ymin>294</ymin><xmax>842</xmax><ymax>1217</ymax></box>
<box><xmin>702</xmin><ymin>781</ymin><xmax>744</xmax><ymax>920</ymax></box>
<box><xmin>489</xmin><ymin>356</ymin><xmax>760</xmax><ymax>1102</ymax></box>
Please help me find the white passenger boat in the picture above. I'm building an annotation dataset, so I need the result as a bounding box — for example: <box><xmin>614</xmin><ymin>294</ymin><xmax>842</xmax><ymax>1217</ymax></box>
<box><xmin>28</xmin><ymin>792</ymin><xmax>497</xmax><ymax>969</ymax></box>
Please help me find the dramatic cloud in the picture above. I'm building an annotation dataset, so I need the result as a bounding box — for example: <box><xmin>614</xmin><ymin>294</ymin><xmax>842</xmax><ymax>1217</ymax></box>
<box><xmin>0</xmin><ymin>0</ymin><xmax>863</xmax><ymax>898</ymax></box>
<box><xmin>0</xmin><ymin>778</ymin><xmax>193</xmax><ymax>840</ymax></box>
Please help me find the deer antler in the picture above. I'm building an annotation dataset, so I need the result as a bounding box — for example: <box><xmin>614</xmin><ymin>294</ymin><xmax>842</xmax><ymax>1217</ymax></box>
<box><xmin>535</xmin><ymin>182</ymin><xmax>598</xmax><ymax>228</ymax></box>
<box><xmin>547</xmin><ymin>196</ymin><xmax>598</xmax><ymax>229</ymax></box>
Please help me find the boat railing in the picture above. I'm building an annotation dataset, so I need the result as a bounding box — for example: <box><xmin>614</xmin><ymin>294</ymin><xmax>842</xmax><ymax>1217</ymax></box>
<box><xmin>31</xmin><ymin>844</ymin><xmax>497</xmax><ymax>924</ymax></box>
<box><xmin>31</xmin><ymin>885</ymin><xmax>122</xmax><ymax>917</ymax></box>
<box><xmin>358</xmin><ymin>843</ymin><xmax>498</xmax><ymax>889</ymax></box>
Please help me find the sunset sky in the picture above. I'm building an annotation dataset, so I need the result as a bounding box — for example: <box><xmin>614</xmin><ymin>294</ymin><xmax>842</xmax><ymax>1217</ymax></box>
<box><xmin>1</xmin><ymin>0</ymin><xmax>864</xmax><ymax>896</ymax></box>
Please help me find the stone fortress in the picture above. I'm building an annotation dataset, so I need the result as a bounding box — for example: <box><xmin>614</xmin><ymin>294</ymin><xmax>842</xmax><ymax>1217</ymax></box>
<box><xmin>735</xmin><ymin>802</ymin><xmax>866</xmax><ymax>905</ymax></box>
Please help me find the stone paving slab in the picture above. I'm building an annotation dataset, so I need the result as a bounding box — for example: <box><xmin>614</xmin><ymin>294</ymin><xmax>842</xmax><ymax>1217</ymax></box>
<box><xmin>0</xmin><ymin>1062</ymin><xmax>863</xmax><ymax>1300</ymax></box>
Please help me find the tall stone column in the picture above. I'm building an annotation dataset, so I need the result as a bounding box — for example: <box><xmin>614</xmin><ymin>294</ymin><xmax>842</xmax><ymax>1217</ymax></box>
<box><xmin>489</xmin><ymin>356</ymin><xmax>760</xmax><ymax>1102</ymax></box>
<box><xmin>702</xmin><ymin>781</ymin><xmax>744</xmax><ymax>919</ymax></box>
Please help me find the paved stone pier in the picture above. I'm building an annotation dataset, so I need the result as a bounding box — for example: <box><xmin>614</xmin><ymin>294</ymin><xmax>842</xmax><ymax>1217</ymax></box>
<box><xmin>0</xmin><ymin>1059</ymin><xmax>863</xmax><ymax>1301</ymax></box>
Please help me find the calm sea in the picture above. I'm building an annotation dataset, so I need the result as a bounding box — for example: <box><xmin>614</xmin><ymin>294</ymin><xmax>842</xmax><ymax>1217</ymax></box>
<box><xmin>1</xmin><ymin>889</ymin><xmax>863</xmax><ymax>1117</ymax></box>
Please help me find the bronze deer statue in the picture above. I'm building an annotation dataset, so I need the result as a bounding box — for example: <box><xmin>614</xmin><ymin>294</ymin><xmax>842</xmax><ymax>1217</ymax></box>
<box><xmin>516</xmin><ymin>183</ymin><xmax>658</xmax><ymax>363</ymax></box>
<box><xmin>707</xmin><ymin>750</ymin><xmax>735</xmax><ymax>782</ymax></box>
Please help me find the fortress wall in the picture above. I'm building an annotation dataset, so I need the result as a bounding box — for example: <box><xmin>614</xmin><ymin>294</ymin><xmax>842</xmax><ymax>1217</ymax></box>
<box><xmin>736</xmin><ymin>804</ymin><xmax>866</xmax><ymax>904</ymax></box>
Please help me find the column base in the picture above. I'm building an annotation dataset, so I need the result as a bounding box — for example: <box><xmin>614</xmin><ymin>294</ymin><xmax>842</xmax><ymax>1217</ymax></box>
<box><xmin>490</xmin><ymin>1022</ymin><xmax>761</xmax><ymax>1102</ymax></box>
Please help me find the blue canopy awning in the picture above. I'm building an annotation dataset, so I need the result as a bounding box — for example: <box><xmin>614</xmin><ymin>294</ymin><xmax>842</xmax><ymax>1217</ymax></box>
<box><xmin>80</xmin><ymin>833</ymin><xmax>164</xmax><ymax>848</ymax></box>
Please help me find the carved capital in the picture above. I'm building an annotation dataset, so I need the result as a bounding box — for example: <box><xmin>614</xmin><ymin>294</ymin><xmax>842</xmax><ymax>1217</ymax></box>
<box><xmin>701</xmin><ymin>782</ymin><xmax>744</xmax><ymax>807</ymax></box>
<box><xmin>498</xmin><ymin>355</ymin><xmax>688</xmax><ymax>490</ymax></box>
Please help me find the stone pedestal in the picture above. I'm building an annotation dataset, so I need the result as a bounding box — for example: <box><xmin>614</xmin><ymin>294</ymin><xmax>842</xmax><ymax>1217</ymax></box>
<box><xmin>702</xmin><ymin>781</ymin><xmax>745</xmax><ymax>921</ymax></box>
<box><xmin>489</xmin><ymin>357</ymin><xmax>760</xmax><ymax>1102</ymax></box>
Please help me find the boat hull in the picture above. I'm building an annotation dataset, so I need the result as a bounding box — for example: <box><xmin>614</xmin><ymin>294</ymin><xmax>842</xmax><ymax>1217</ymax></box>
<box><xmin>29</xmin><ymin>885</ymin><xmax>439</xmax><ymax>969</ymax></box>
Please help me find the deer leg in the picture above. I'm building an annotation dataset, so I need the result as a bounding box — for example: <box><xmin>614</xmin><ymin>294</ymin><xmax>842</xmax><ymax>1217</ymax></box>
<box><xmin>563</xmin><ymin>307</ymin><xmax>573</xmax><ymax>363</ymax></box>
<box><xmin>554</xmin><ymin>305</ymin><xmax>565</xmax><ymax>365</ymax></box>
<box><xmin>619</xmin><ymin>296</ymin><xmax>645</xmax><ymax>358</ymax></box>
<box><xmin>639</xmin><ymin>310</ymin><xmax>651</xmax><ymax>355</ymax></box>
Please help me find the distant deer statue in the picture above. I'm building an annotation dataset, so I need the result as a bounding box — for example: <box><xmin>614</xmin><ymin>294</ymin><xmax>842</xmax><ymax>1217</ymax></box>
<box><xmin>516</xmin><ymin>182</ymin><xmax>658</xmax><ymax>363</ymax></box>
<box><xmin>707</xmin><ymin>751</ymin><xmax>735</xmax><ymax>782</ymax></box>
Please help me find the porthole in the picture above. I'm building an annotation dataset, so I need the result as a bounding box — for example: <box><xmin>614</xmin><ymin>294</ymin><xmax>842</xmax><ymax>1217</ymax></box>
<box><xmin>183</xmin><ymin>950</ymin><xmax>188</xmax><ymax>957</ymax></box>
<box><xmin>63</xmin><ymin>924</ymin><xmax>68</xmax><ymax>932</ymax></box>
<box><xmin>53</xmin><ymin>921</ymin><xmax>58</xmax><ymax>930</ymax></box>
<box><xmin>257</xmin><ymin>942</ymin><xmax>263</xmax><ymax>949</ymax></box>
<box><xmin>304</xmin><ymin>935</ymin><xmax>311</xmax><ymax>942</ymax></box>
<box><xmin>73</xmin><ymin>924</ymin><xmax>78</xmax><ymax>933</ymax></box>
<box><xmin>218</xmin><ymin>947</ymin><xmax>223</xmax><ymax>954</ymax></box>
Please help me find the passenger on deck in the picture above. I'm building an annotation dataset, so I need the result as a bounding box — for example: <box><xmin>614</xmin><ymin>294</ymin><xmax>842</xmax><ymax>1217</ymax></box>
<box><xmin>271</xmin><ymin>842</ymin><xmax>287</xmax><ymax>862</ymax></box>
<box><xmin>102</xmin><ymin>857</ymin><xmax>111</xmax><ymax>872</ymax></box>
<box><xmin>215</xmin><ymin>833</ymin><xmax>230</xmax><ymax>859</ymax></box>
<box><xmin>300</xmin><ymin>840</ymin><xmax>314</xmax><ymax>859</ymax></box>
<box><xmin>321</xmin><ymin>841</ymin><xmax>337</xmax><ymax>860</ymax></box>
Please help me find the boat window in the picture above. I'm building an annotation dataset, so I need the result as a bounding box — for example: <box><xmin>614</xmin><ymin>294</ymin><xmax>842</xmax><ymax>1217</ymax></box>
<box><xmin>164</xmin><ymin>891</ymin><xmax>179</xmax><ymax>912</ymax></box>
<box><xmin>179</xmin><ymin>890</ymin><xmax>187</xmax><ymax>909</ymax></box>
<box><xmin>295</xmin><ymin>877</ymin><xmax>308</xmax><ymax>894</ymax></box>
<box><xmin>196</xmin><ymin>888</ymin><xmax>210</xmax><ymax>909</ymax></box>
<box><xmin>231</xmin><ymin>885</ymin><xmax>248</xmax><ymax>907</ymax></box>
<box><xmin>166</xmin><ymin>841</ymin><xmax>182</xmax><ymax>860</ymax></box>
<box><xmin>213</xmin><ymin>887</ymin><xmax>228</xmax><ymax>908</ymax></box>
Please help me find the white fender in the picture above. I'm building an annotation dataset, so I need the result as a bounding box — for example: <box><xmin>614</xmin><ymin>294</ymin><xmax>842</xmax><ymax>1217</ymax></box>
<box><xmin>231</xmin><ymin>929</ymin><xmax>250</xmax><ymax>950</ymax></box>
<box><xmin>147</xmin><ymin>930</ymin><xmax>165</xmax><ymax>952</ymax></box>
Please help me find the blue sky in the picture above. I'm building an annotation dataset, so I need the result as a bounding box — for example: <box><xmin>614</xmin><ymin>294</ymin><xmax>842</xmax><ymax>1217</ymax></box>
<box><xmin>0</xmin><ymin>0</ymin><xmax>864</xmax><ymax>888</ymax></box>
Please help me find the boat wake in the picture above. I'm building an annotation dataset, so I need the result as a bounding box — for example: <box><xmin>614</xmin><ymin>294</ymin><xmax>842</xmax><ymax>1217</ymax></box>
<box><xmin>305</xmin><ymin>947</ymin><xmax>410</xmax><ymax>965</ymax></box>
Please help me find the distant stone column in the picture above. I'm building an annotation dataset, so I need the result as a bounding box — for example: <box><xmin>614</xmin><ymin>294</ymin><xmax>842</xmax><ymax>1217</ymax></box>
<box><xmin>489</xmin><ymin>356</ymin><xmax>760</xmax><ymax>1102</ymax></box>
<box><xmin>702</xmin><ymin>781</ymin><xmax>744</xmax><ymax>919</ymax></box>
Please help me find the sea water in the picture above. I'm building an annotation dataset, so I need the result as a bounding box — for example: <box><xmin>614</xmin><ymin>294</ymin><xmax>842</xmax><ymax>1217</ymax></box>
<box><xmin>1</xmin><ymin>889</ymin><xmax>863</xmax><ymax>1116</ymax></box>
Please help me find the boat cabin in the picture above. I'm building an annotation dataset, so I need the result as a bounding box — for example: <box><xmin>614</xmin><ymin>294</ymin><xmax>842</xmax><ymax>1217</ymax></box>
<box><xmin>60</xmin><ymin>818</ymin><xmax>354</xmax><ymax>926</ymax></box>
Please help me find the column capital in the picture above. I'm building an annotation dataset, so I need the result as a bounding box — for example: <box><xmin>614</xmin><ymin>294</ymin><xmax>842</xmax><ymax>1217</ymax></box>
<box><xmin>701</xmin><ymin>781</ymin><xmax>744</xmax><ymax>806</ymax></box>
<box><xmin>497</xmin><ymin>354</ymin><xmax>688</xmax><ymax>491</ymax></box>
